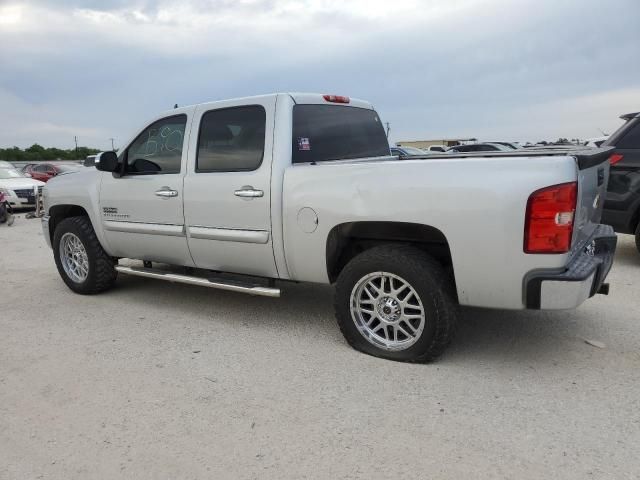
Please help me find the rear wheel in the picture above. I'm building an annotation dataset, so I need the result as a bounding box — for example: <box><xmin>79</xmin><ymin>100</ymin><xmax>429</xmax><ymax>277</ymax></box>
<box><xmin>53</xmin><ymin>216</ymin><xmax>117</xmax><ymax>294</ymax></box>
<box><xmin>334</xmin><ymin>245</ymin><xmax>458</xmax><ymax>363</ymax></box>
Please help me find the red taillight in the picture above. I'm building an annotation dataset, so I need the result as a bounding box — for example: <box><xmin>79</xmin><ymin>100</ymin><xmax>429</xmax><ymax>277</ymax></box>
<box><xmin>524</xmin><ymin>182</ymin><xmax>577</xmax><ymax>254</ymax></box>
<box><xmin>323</xmin><ymin>94</ymin><xmax>350</xmax><ymax>104</ymax></box>
<box><xmin>609</xmin><ymin>153</ymin><xmax>623</xmax><ymax>165</ymax></box>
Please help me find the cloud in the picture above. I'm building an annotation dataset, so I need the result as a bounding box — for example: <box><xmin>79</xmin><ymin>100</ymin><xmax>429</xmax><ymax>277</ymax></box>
<box><xmin>0</xmin><ymin>0</ymin><xmax>638</xmax><ymax>148</ymax></box>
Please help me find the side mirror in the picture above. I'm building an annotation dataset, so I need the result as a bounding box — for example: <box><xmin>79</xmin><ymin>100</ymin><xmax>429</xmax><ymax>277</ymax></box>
<box><xmin>96</xmin><ymin>151</ymin><xmax>119</xmax><ymax>173</ymax></box>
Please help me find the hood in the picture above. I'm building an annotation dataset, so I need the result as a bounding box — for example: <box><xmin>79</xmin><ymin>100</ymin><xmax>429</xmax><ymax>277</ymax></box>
<box><xmin>0</xmin><ymin>177</ymin><xmax>45</xmax><ymax>189</ymax></box>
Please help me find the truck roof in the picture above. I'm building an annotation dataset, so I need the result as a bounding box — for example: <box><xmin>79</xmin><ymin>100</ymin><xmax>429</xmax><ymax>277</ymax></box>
<box><xmin>165</xmin><ymin>93</ymin><xmax>374</xmax><ymax>116</ymax></box>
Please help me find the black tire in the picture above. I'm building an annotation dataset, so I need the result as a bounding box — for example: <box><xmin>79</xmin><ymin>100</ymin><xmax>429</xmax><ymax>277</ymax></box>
<box><xmin>334</xmin><ymin>245</ymin><xmax>458</xmax><ymax>363</ymax></box>
<box><xmin>53</xmin><ymin>216</ymin><xmax>117</xmax><ymax>294</ymax></box>
<box><xmin>635</xmin><ymin>222</ymin><xmax>640</xmax><ymax>254</ymax></box>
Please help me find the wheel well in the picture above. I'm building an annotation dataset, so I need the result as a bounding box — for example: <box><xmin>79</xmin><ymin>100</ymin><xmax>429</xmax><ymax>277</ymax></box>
<box><xmin>631</xmin><ymin>206</ymin><xmax>640</xmax><ymax>235</ymax></box>
<box><xmin>326</xmin><ymin>221</ymin><xmax>454</xmax><ymax>283</ymax></box>
<box><xmin>48</xmin><ymin>204</ymin><xmax>89</xmax><ymax>242</ymax></box>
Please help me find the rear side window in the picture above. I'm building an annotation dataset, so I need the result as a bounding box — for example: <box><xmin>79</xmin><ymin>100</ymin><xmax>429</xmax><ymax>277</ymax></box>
<box><xmin>197</xmin><ymin>106</ymin><xmax>266</xmax><ymax>172</ymax></box>
<box><xmin>126</xmin><ymin>115</ymin><xmax>187</xmax><ymax>174</ymax></box>
<box><xmin>616</xmin><ymin>120</ymin><xmax>640</xmax><ymax>149</ymax></box>
<box><xmin>292</xmin><ymin>105</ymin><xmax>390</xmax><ymax>163</ymax></box>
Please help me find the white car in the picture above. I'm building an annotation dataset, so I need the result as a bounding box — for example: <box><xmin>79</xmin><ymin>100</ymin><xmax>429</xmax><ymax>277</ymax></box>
<box><xmin>584</xmin><ymin>136</ymin><xmax>609</xmax><ymax>148</ymax></box>
<box><xmin>425</xmin><ymin>145</ymin><xmax>448</xmax><ymax>152</ymax></box>
<box><xmin>0</xmin><ymin>168</ymin><xmax>45</xmax><ymax>209</ymax></box>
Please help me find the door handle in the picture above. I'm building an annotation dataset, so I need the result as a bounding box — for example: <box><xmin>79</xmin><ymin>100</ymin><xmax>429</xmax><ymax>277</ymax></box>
<box><xmin>155</xmin><ymin>187</ymin><xmax>178</xmax><ymax>198</ymax></box>
<box><xmin>234</xmin><ymin>186</ymin><xmax>264</xmax><ymax>198</ymax></box>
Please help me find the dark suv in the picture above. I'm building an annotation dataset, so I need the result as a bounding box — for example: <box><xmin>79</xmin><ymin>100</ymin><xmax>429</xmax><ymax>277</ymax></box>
<box><xmin>602</xmin><ymin>112</ymin><xmax>640</xmax><ymax>252</ymax></box>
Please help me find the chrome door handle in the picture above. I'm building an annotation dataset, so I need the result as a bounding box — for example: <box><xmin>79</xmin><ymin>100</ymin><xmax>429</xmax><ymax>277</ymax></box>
<box><xmin>155</xmin><ymin>188</ymin><xmax>178</xmax><ymax>198</ymax></box>
<box><xmin>234</xmin><ymin>187</ymin><xmax>264</xmax><ymax>198</ymax></box>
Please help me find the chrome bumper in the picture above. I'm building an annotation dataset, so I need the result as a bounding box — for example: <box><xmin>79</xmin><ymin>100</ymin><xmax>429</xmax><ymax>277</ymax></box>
<box><xmin>524</xmin><ymin>225</ymin><xmax>617</xmax><ymax>310</ymax></box>
<box><xmin>42</xmin><ymin>215</ymin><xmax>52</xmax><ymax>248</ymax></box>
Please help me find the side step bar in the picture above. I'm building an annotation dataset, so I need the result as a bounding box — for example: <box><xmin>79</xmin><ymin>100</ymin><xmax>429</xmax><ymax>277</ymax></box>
<box><xmin>114</xmin><ymin>265</ymin><xmax>281</xmax><ymax>298</ymax></box>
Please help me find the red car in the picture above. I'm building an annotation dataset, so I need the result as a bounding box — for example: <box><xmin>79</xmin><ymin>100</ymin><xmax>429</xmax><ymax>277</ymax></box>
<box><xmin>23</xmin><ymin>163</ymin><xmax>81</xmax><ymax>182</ymax></box>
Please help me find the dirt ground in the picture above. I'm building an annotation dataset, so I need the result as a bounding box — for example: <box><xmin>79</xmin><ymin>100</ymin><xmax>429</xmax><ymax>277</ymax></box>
<box><xmin>1</xmin><ymin>216</ymin><xmax>639</xmax><ymax>479</ymax></box>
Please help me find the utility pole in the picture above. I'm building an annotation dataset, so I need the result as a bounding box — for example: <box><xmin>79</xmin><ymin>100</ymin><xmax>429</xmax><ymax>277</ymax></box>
<box><xmin>109</xmin><ymin>138</ymin><xmax>115</xmax><ymax>150</ymax></box>
<box><xmin>74</xmin><ymin>136</ymin><xmax>78</xmax><ymax>159</ymax></box>
<box><xmin>385</xmin><ymin>122</ymin><xmax>391</xmax><ymax>138</ymax></box>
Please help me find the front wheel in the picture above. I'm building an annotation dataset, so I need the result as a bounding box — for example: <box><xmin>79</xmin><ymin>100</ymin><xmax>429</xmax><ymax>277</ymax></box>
<box><xmin>53</xmin><ymin>216</ymin><xmax>117</xmax><ymax>294</ymax></box>
<box><xmin>334</xmin><ymin>246</ymin><xmax>458</xmax><ymax>363</ymax></box>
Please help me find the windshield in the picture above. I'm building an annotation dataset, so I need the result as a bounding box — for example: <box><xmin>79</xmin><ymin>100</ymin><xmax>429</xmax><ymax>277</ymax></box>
<box><xmin>402</xmin><ymin>146</ymin><xmax>426</xmax><ymax>155</ymax></box>
<box><xmin>490</xmin><ymin>143</ymin><xmax>515</xmax><ymax>151</ymax></box>
<box><xmin>0</xmin><ymin>168</ymin><xmax>28</xmax><ymax>179</ymax></box>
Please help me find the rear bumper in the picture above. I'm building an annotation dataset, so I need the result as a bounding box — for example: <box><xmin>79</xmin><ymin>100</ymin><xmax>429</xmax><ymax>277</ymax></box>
<box><xmin>524</xmin><ymin>224</ymin><xmax>617</xmax><ymax>309</ymax></box>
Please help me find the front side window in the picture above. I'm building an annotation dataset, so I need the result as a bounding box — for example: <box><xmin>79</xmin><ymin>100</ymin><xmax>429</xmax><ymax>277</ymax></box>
<box><xmin>125</xmin><ymin>115</ymin><xmax>187</xmax><ymax>174</ymax></box>
<box><xmin>292</xmin><ymin>105</ymin><xmax>390</xmax><ymax>164</ymax></box>
<box><xmin>196</xmin><ymin>106</ymin><xmax>266</xmax><ymax>172</ymax></box>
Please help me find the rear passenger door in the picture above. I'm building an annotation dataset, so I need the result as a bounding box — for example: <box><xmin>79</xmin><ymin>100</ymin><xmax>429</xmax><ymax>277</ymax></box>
<box><xmin>183</xmin><ymin>97</ymin><xmax>278</xmax><ymax>278</ymax></box>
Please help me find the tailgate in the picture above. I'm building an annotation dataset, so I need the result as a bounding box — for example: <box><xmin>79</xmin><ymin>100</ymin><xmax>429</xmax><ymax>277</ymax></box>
<box><xmin>572</xmin><ymin>148</ymin><xmax>613</xmax><ymax>250</ymax></box>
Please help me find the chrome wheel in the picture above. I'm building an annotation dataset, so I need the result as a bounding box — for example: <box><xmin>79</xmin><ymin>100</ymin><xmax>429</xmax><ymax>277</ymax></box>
<box><xmin>350</xmin><ymin>272</ymin><xmax>426</xmax><ymax>351</ymax></box>
<box><xmin>59</xmin><ymin>232</ymin><xmax>89</xmax><ymax>283</ymax></box>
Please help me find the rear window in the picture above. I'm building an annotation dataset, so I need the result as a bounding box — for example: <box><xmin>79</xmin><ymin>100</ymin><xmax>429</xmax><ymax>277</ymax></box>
<box><xmin>292</xmin><ymin>105</ymin><xmax>390</xmax><ymax>163</ymax></box>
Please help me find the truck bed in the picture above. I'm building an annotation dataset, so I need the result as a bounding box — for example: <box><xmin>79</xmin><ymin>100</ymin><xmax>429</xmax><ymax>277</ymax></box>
<box><xmin>396</xmin><ymin>146</ymin><xmax>614</xmax><ymax>170</ymax></box>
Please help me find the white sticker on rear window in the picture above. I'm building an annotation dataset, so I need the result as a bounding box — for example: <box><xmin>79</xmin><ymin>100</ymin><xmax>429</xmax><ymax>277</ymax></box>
<box><xmin>297</xmin><ymin>137</ymin><xmax>311</xmax><ymax>151</ymax></box>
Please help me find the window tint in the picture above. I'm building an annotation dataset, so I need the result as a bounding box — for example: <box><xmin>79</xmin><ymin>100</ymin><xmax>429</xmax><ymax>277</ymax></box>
<box><xmin>126</xmin><ymin>115</ymin><xmax>187</xmax><ymax>174</ymax></box>
<box><xmin>292</xmin><ymin>105</ymin><xmax>390</xmax><ymax>163</ymax></box>
<box><xmin>617</xmin><ymin>120</ymin><xmax>640</xmax><ymax>149</ymax></box>
<box><xmin>197</xmin><ymin>106</ymin><xmax>266</xmax><ymax>172</ymax></box>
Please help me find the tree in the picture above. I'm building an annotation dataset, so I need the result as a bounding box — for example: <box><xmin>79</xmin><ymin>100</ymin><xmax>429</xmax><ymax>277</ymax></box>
<box><xmin>0</xmin><ymin>145</ymin><xmax>101</xmax><ymax>162</ymax></box>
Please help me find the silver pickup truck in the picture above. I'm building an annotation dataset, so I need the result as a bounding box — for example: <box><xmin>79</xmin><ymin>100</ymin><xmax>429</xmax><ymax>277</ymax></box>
<box><xmin>42</xmin><ymin>93</ymin><xmax>617</xmax><ymax>362</ymax></box>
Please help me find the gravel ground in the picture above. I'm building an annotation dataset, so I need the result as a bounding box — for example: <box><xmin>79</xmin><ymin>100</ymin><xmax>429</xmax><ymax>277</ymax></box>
<box><xmin>1</xmin><ymin>217</ymin><xmax>639</xmax><ymax>479</ymax></box>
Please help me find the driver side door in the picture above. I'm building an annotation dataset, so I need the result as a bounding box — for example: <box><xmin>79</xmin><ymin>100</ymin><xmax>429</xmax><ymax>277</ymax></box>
<box><xmin>99</xmin><ymin>109</ymin><xmax>195</xmax><ymax>266</ymax></box>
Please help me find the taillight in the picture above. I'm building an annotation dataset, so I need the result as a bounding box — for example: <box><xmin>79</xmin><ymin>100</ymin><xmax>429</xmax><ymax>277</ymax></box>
<box><xmin>609</xmin><ymin>153</ymin><xmax>623</xmax><ymax>165</ymax></box>
<box><xmin>323</xmin><ymin>94</ymin><xmax>350</xmax><ymax>104</ymax></box>
<box><xmin>524</xmin><ymin>182</ymin><xmax>577</xmax><ymax>254</ymax></box>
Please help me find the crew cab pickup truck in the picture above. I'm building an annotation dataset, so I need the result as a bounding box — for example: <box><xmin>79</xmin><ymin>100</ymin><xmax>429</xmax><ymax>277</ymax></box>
<box><xmin>41</xmin><ymin>93</ymin><xmax>617</xmax><ymax>362</ymax></box>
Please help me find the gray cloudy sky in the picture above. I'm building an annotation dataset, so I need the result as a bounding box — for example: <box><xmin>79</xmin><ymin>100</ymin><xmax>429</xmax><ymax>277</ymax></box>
<box><xmin>1</xmin><ymin>0</ymin><xmax>639</xmax><ymax>149</ymax></box>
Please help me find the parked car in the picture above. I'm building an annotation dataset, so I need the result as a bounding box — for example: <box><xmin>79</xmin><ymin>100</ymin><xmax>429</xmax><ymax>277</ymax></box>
<box><xmin>391</xmin><ymin>146</ymin><xmax>428</xmax><ymax>156</ymax></box>
<box><xmin>489</xmin><ymin>142</ymin><xmax>520</xmax><ymax>150</ymax></box>
<box><xmin>447</xmin><ymin>142</ymin><xmax>514</xmax><ymax>153</ymax></box>
<box><xmin>584</xmin><ymin>136</ymin><xmax>609</xmax><ymax>148</ymax></box>
<box><xmin>42</xmin><ymin>92</ymin><xmax>616</xmax><ymax>363</ymax></box>
<box><xmin>425</xmin><ymin>145</ymin><xmax>448</xmax><ymax>153</ymax></box>
<box><xmin>601</xmin><ymin>112</ymin><xmax>640</xmax><ymax>251</ymax></box>
<box><xmin>23</xmin><ymin>162</ymin><xmax>82</xmax><ymax>182</ymax></box>
<box><xmin>0</xmin><ymin>167</ymin><xmax>45</xmax><ymax>210</ymax></box>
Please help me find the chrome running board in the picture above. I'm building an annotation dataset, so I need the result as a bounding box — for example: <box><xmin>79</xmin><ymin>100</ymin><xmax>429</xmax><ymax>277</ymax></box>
<box><xmin>114</xmin><ymin>265</ymin><xmax>281</xmax><ymax>298</ymax></box>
